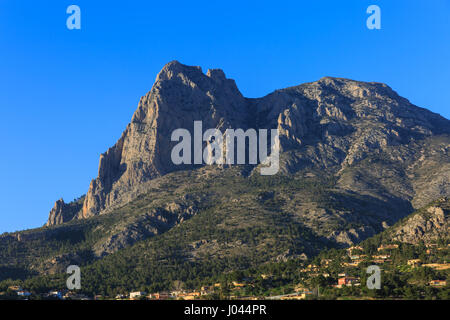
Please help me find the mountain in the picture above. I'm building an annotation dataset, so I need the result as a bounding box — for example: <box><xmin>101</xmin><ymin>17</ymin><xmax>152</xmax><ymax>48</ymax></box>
<box><xmin>47</xmin><ymin>60</ymin><xmax>449</xmax><ymax>240</ymax></box>
<box><xmin>49</xmin><ymin>62</ymin><xmax>250</xmax><ymax>224</ymax></box>
<box><xmin>1</xmin><ymin>61</ymin><xmax>449</xmax><ymax>288</ymax></box>
<box><xmin>375</xmin><ymin>197</ymin><xmax>449</xmax><ymax>245</ymax></box>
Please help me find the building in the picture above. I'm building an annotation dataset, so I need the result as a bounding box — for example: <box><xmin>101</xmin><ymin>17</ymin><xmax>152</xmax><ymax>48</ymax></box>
<box><xmin>148</xmin><ymin>292</ymin><xmax>169</xmax><ymax>300</ymax></box>
<box><xmin>429</xmin><ymin>280</ymin><xmax>446</xmax><ymax>287</ymax></box>
<box><xmin>321</xmin><ymin>259</ymin><xmax>332</xmax><ymax>266</ymax></box>
<box><xmin>377</xmin><ymin>244</ymin><xmax>399</xmax><ymax>251</ymax></box>
<box><xmin>130</xmin><ymin>291</ymin><xmax>146</xmax><ymax>299</ymax></box>
<box><xmin>306</xmin><ymin>264</ymin><xmax>319</xmax><ymax>271</ymax></box>
<box><xmin>170</xmin><ymin>290</ymin><xmax>184</xmax><ymax>297</ymax></box>
<box><xmin>49</xmin><ymin>290</ymin><xmax>63</xmax><ymax>299</ymax></box>
<box><xmin>232</xmin><ymin>281</ymin><xmax>246</xmax><ymax>288</ymax></box>
<box><xmin>422</xmin><ymin>263</ymin><xmax>450</xmax><ymax>271</ymax></box>
<box><xmin>8</xmin><ymin>285</ymin><xmax>22</xmax><ymax>291</ymax></box>
<box><xmin>342</xmin><ymin>261</ymin><xmax>360</xmax><ymax>267</ymax></box>
<box><xmin>347</xmin><ymin>246</ymin><xmax>363</xmax><ymax>253</ymax></box>
<box><xmin>372</xmin><ymin>259</ymin><xmax>387</xmax><ymax>264</ymax></box>
<box><xmin>178</xmin><ymin>291</ymin><xmax>201</xmax><ymax>300</ymax></box>
<box><xmin>373</xmin><ymin>254</ymin><xmax>390</xmax><ymax>259</ymax></box>
<box><xmin>407</xmin><ymin>259</ymin><xmax>422</xmax><ymax>267</ymax></box>
<box><xmin>17</xmin><ymin>290</ymin><xmax>31</xmax><ymax>297</ymax></box>
<box><xmin>294</xmin><ymin>284</ymin><xmax>306</xmax><ymax>292</ymax></box>
<box><xmin>338</xmin><ymin>277</ymin><xmax>360</xmax><ymax>287</ymax></box>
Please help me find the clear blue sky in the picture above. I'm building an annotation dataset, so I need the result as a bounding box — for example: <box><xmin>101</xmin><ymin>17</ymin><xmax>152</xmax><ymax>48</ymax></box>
<box><xmin>0</xmin><ymin>0</ymin><xmax>449</xmax><ymax>233</ymax></box>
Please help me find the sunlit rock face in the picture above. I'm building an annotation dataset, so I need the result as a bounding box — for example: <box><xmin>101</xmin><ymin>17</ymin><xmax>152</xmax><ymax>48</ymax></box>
<box><xmin>47</xmin><ymin>61</ymin><xmax>450</xmax><ymax>229</ymax></box>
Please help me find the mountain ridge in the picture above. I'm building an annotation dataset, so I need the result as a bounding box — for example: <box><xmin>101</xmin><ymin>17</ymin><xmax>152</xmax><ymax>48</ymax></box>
<box><xmin>45</xmin><ymin>61</ymin><xmax>450</xmax><ymax>229</ymax></box>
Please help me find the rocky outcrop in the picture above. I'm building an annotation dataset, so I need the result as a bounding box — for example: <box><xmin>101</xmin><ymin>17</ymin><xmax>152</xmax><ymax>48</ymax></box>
<box><xmin>36</xmin><ymin>252</ymin><xmax>88</xmax><ymax>275</ymax></box>
<box><xmin>46</xmin><ymin>197</ymin><xmax>84</xmax><ymax>226</ymax></box>
<box><xmin>48</xmin><ymin>61</ymin><xmax>450</xmax><ymax>227</ymax></box>
<box><xmin>328</xmin><ymin>226</ymin><xmax>378</xmax><ymax>246</ymax></box>
<box><xmin>80</xmin><ymin>61</ymin><xmax>248</xmax><ymax>219</ymax></box>
<box><xmin>93</xmin><ymin>202</ymin><xmax>198</xmax><ymax>257</ymax></box>
<box><xmin>392</xmin><ymin>198</ymin><xmax>449</xmax><ymax>244</ymax></box>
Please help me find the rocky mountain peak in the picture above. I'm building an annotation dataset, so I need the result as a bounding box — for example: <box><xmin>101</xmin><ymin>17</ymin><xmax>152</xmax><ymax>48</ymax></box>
<box><xmin>155</xmin><ymin>60</ymin><xmax>203</xmax><ymax>82</ymax></box>
<box><xmin>47</xmin><ymin>61</ymin><xmax>450</xmax><ymax>228</ymax></box>
<box><xmin>47</xmin><ymin>198</ymin><xmax>83</xmax><ymax>226</ymax></box>
<box><xmin>391</xmin><ymin>198</ymin><xmax>449</xmax><ymax>244</ymax></box>
<box><xmin>206</xmin><ymin>68</ymin><xmax>226</xmax><ymax>81</ymax></box>
<box><xmin>74</xmin><ymin>61</ymin><xmax>249</xmax><ymax>221</ymax></box>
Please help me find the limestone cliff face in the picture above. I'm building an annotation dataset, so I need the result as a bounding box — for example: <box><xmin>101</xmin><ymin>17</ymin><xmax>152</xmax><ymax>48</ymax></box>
<box><xmin>254</xmin><ymin>77</ymin><xmax>450</xmax><ymax>216</ymax></box>
<box><xmin>47</xmin><ymin>61</ymin><xmax>450</xmax><ymax>226</ymax></box>
<box><xmin>46</xmin><ymin>198</ymin><xmax>83</xmax><ymax>226</ymax></box>
<box><xmin>80</xmin><ymin>61</ymin><xmax>248</xmax><ymax>219</ymax></box>
<box><xmin>391</xmin><ymin>198</ymin><xmax>449</xmax><ymax>244</ymax></box>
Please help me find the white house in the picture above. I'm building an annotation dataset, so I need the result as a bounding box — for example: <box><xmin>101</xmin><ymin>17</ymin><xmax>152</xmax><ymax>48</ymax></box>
<box><xmin>17</xmin><ymin>290</ymin><xmax>31</xmax><ymax>297</ymax></box>
<box><xmin>130</xmin><ymin>291</ymin><xmax>146</xmax><ymax>299</ymax></box>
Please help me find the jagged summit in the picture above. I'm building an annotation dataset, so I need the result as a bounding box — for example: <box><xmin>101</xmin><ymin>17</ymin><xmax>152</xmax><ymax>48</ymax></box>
<box><xmin>155</xmin><ymin>60</ymin><xmax>230</xmax><ymax>85</ymax></box>
<box><xmin>155</xmin><ymin>60</ymin><xmax>203</xmax><ymax>81</ymax></box>
<box><xmin>46</xmin><ymin>61</ymin><xmax>450</xmax><ymax>230</ymax></box>
<box><xmin>286</xmin><ymin>76</ymin><xmax>396</xmax><ymax>99</ymax></box>
<box><xmin>155</xmin><ymin>60</ymin><xmax>236</xmax><ymax>89</ymax></box>
<box><xmin>206</xmin><ymin>68</ymin><xmax>226</xmax><ymax>80</ymax></box>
